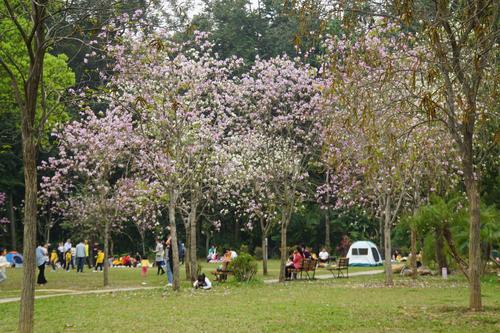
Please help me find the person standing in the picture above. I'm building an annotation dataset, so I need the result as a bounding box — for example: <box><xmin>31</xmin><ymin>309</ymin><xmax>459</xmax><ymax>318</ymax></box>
<box><xmin>179</xmin><ymin>242</ymin><xmax>185</xmax><ymax>265</ymax></box>
<box><xmin>0</xmin><ymin>247</ymin><xmax>9</xmax><ymax>283</ymax></box>
<box><xmin>75</xmin><ymin>240</ymin><xmax>86</xmax><ymax>273</ymax></box>
<box><xmin>70</xmin><ymin>246</ymin><xmax>76</xmax><ymax>269</ymax></box>
<box><xmin>84</xmin><ymin>240</ymin><xmax>91</xmax><ymax>269</ymax></box>
<box><xmin>64</xmin><ymin>239</ymin><xmax>73</xmax><ymax>269</ymax></box>
<box><xmin>57</xmin><ymin>242</ymin><xmax>65</xmax><ymax>269</ymax></box>
<box><xmin>164</xmin><ymin>236</ymin><xmax>173</xmax><ymax>286</ymax></box>
<box><xmin>50</xmin><ymin>249</ymin><xmax>58</xmax><ymax>272</ymax></box>
<box><xmin>154</xmin><ymin>239</ymin><xmax>165</xmax><ymax>275</ymax></box>
<box><xmin>94</xmin><ymin>249</ymin><xmax>104</xmax><ymax>272</ymax></box>
<box><xmin>36</xmin><ymin>243</ymin><xmax>48</xmax><ymax>285</ymax></box>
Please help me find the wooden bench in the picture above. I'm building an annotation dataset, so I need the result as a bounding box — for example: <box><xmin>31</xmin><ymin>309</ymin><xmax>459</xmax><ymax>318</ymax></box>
<box><xmin>289</xmin><ymin>258</ymin><xmax>318</xmax><ymax>280</ymax></box>
<box><xmin>326</xmin><ymin>257</ymin><xmax>349</xmax><ymax>278</ymax></box>
<box><xmin>211</xmin><ymin>270</ymin><xmax>233</xmax><ymax>282</ymax></box>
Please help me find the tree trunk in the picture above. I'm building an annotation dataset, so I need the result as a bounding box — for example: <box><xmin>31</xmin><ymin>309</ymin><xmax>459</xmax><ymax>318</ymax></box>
<box><xmin>278</xmin><ymin>222</ymin><xmax>288</xmax><ymax>282</ymax></box>
<box><xmin>18</xmin><ymin>138</ymin><xmax>38</xmax><ymax>333</ymax></box>
<box><xmin>140</xmin><ymin>231</ymin><xmax>146</xmax><ymax>257</ymax></box>
<box><xmin>464</xmin><ymin>170</ymin><xmax>482</xmax><ymax>311</ymax></box>
<box><xmin>8</xmin><ymin>192</ymin><xmax>17</xmax><ymax>250</ymax></box>
<box><xmin>103</xmin><ymin>220</ymin><xmax>110</xmax><ymax>287</ymax></box>
<box><xmin>262</xmin><ymin>234</ymin><xmax>268</xmax><ymax>275</ymax></box>
<box><xmin>184</xmin><ymin>219</ymin><xmax>191</xmax><ymax>280</ymax></box>
<box><xmin>325</xmin><ymin>209</ymin><xmax>331</xmax><ymax>251</ymax></box>
<box><xmin>18</xmin><ymin>3</ymin><xmax>47</xmax><ymax>330</ymax></box>
<box><xmin>379</xmin><ymin>217</ymin><xmax>384</xmax><ymax>253</ymax></box>
<box><xmin>205</xmin><ymin>230</ymin><xmax>210</xmax><ymax>257</ymax></box>
<box><xmin>435</xmin><ymin>227</ymin><xmax>448</xmax><ymax>274</ymax></box>
<box><xmin>410</xmin><ymin>226</ymin><xmax>417</xmax><ymax>279</ymax></box>
<box><xmin>383</xmin><ymin>196</ymin><xmax>393</xmax><ymax>286</ymax></box>
<box><xmin>168</xmin><ymin>194</ymin><xmax>180</xmax><ymax>291</ymax></box>
<box><xmin>189</xmin><ymin>217</ymin><xmax>197</xmax><ymax>281</ymax></box>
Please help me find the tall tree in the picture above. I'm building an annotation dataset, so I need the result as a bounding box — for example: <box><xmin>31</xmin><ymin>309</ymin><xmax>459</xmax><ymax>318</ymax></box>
<box><xmin>0</xmin><ymin>2</ymin><xmax>151</xmax><ymax>330</ymax></box>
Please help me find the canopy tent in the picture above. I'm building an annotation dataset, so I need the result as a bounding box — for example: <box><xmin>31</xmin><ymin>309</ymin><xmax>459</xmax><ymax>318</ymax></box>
<box><xmin>6</xmin><ymin>251</ymin><xmax>23</xmax><ymax>267</ymax></box>
<box><xmin>346</xmin><ymin>241</ymin><xmax>383</xmax><ymax>266</ymax></box>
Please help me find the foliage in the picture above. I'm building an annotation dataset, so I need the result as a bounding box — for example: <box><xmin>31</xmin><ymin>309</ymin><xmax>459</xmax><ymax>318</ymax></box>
<box><xmin>229</xmin><ymin>252</ymin><xmax>258</xmax><ymax>282</ymax></box>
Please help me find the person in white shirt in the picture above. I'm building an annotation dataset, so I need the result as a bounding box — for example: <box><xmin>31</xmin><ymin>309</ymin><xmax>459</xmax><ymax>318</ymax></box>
<box><xmin>193</xmin><ymin>273</ymin><xmax>212</xmax><ymax>290</ymax></box>
<box><xmin>230</xmin><ymin>249</ymin><xmax>238</xmax><ymax>260</ymax></box>
<box><xmin>0</xmin><ymin>247</ymin><xmax>10</xmax><ymax>283</ymax></box>
<box><xmin>75</xmin><ymin>241</ymin><xmax>86</xmax><ymax>273</ymax></box>
<box><xmin>319</xmin><ymin>248</ymin><xmax>329</xmax><ymax>263</ymax></box>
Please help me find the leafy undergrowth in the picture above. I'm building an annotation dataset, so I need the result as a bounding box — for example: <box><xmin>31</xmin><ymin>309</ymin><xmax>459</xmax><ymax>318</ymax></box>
<box><xmin>0</xmin><ymin>274</ymin><xmax>498</xmax><ymax>332</ymax></box>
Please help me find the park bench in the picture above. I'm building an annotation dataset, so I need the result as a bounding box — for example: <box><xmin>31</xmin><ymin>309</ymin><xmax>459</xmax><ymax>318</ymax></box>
<box><xmin>290</xmin><ymin>258</ymin><xmax>318</xmax><ymax>280</ymax></box>
<box><xmin>326</xmin><ymin>257</ymin><xmax>349</xmax><ymax>278</ymax></box>
<box><xmin>211</xmin><ymin>269</ymin><xmax>233</xmax><ymax>282</ymax></box>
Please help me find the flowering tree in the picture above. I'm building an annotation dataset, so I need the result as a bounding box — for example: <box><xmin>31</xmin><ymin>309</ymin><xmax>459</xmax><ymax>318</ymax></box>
<box><xmin>229</xmin><ymin>56</ymin><xmax>324</xmax><ymax>282</ymax></box>
<box><xmin>40</xmin><ymin>107</ymin><xmax>136</xmax><ymax>286</ymax></box>
<box><xmin>321</xmin><ymin>24</ymin><xmax>459</xmax><ymax>285</ymax></box>
<box><xmin>102</xmin><ymin>28</ymin><xmax>242</xmax><ymax>287</ymax></box>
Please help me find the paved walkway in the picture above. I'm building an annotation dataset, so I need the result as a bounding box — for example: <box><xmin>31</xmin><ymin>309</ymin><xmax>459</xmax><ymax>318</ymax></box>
<box><xmin>263</xmin><ymin>269</ymin><xmax>383</xmax><ymax>284</ymax></box>
<box><xmin>0</xmin><ymin>269</ymin><xmax>383</xmax><ymax>304</ymax></box>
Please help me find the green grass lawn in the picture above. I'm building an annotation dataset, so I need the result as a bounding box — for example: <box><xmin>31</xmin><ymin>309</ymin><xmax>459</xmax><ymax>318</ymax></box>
<box><xmin>0</xmin><ymin>260</ymin><xmax>381</xmax><ymax>294</ymax></box>
<box><xmin>0</xmin><ymin>264</ymin><xmax>499</xmax><ymax>332</ymax></box>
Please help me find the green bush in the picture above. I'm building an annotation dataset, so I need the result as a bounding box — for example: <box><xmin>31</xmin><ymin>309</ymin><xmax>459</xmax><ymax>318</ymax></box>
<box><xmin>239</xmin><ymin>244</ymin><xmax>249</xmax><ymax>254</ymax></box>
<box><xmin>254</xmin><ymin>246</ymin><xmax>263</xmax><ymax>260</ymax></box>
<box><xmin>229</xmin><ymin>252</ymin><xmax>258</xmax><ymax>282</ymax></box>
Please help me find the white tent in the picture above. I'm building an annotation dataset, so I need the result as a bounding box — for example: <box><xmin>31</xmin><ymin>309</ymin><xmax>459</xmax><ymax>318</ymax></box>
<box><xmin>346</xmin><ymin>241</ymin><xmax>383</xmax><ymax>266</ymax></box>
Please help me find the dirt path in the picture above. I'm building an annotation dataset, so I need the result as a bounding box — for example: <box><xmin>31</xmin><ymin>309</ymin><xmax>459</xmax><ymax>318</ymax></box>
<box><xmin>0</xmin><ymin>270</ymin><xmax>383</xmax><ymax>304</ymax></box>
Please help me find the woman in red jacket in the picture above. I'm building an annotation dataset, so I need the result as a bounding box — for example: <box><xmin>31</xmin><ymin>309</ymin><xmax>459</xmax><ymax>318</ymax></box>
<box><xmin>286</xmin><ymin>247</ymin><xmax>304</xmax><ymax>280</ymax></box>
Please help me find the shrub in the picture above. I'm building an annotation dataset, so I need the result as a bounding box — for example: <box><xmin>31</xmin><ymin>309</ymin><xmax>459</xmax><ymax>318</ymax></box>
<box><xmin>239</xmin><ymin>244</ymin><xmax>249</xmax><ymax>254</ymax></box>
<box><xmin>254</xmin><ymin>246</ymin><xmax>263</xmax><ymax>260</ymax></box>
<box><xmin>229</xmin><ymin>252</ymin><xmax>258</xmax><ymax>282</ymax></box>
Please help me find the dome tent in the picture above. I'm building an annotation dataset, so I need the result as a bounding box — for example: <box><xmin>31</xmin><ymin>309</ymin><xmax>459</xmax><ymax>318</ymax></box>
<box><xmin>6</xmin><ymin>251</ymin><xmax>23</xmax><ymax>267</ymax></box>
<box><xmin>346</xmin><ymin>241</ymin><xmax>383</xmax><ymax>266</ymax></box>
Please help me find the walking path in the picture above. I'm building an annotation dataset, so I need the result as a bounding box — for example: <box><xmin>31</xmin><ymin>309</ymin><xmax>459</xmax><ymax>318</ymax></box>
<box><xmin>263</xmin><ymin>269</ymin><xmax>383</xmax><ymax>284</ymax></box>
<box><xmin>0</xmin><ymin>269</ymin><xmax>383</xmax><ymax>304</ymax></box>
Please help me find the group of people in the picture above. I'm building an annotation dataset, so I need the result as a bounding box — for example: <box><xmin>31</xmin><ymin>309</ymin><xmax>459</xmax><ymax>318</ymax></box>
<box><xmin>285</xmin><ymin>245</ymin><xmax>327</xmax><ymax>279</ymax></box>
<box><xmin>149</xmin><ymin>236</ymin><xmax>185</xmax><ymax>286</ymax></box>
<box><xmin>206</xmin><ymin>245</ymin><xmax>238</xmax><ymax>265</ymax></box>
<box><xmin>33</xmin><ymin>240</ymin><xmax>107</xmax><ymax>285</ymax></box>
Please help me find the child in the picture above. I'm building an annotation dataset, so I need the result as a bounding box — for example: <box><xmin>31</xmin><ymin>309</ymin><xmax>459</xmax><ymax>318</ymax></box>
<box><xmin>50</xmin><ymin>249</ymin><xmax>58</xmax><ymax>271</ymax></box>
<box><xmin>141</xmin><ymin>255</ymin><xmax>150</xmax><ymax>284</ymax></box>
<box><xmin>94</xmin><ymin>250</ymin><xmax>104</xmax><ymax>272</ymax></box>
<box><xmin>65</xmin><ymin>249</ymin><xmax>72</xmax><ymax>271</ymax></box>
<box><xmin>193</xmin><ymin>273</ymin><xmax>212</xmax><ymax>290</ymax></box>
<box><xmin>0</xmin><ymin>247</ymin><xmax>9</xmax><ymax>283</ymax></box>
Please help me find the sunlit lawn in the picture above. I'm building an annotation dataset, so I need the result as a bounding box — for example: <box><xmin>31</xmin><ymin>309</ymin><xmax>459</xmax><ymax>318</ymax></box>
<box><xmin>0</xmin><ymin>271</ymin><xmax>498</xmax><ymax>333</ymax></box>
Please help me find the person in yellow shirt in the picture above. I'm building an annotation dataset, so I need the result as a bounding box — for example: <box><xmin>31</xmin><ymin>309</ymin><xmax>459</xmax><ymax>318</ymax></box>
<box><xmin>94</xmin><ymin>250</ymin><xmax>104</xmax><ymax>272</ymax></box>
<box><xmin>50</xmin><ymin>249</ymin><xmax>58</xmax><ymax>272</ymax></box>
<box><xmin>84</xmin><ymin>240</ymin><xmax>91</xmax><ymax>269</ymax></box>
<box><xmin>65</xmin><ymin>250</ymin><xmax>72</xmax><ymax>271</ymax></box>
<box><xmin>141</xmin><ymin>256</ymin><xmax>150</xmax><ymax>282</ymax></box>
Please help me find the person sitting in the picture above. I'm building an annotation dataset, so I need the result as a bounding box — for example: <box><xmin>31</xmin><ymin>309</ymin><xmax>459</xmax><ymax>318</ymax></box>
<box><xmin>319</xmin><ymin>248</ymin><xmax>329</xmax><ymax>264</ymax></box>
<box><xmin>193</xmin><ymin>273</ymin><xmax>212</xmax><ymax>290</ymax></box>
<box><xmin>123</xmin><ymin>255</ymin><xmax>132</xmax><ymax>267</ymax></box>
<box><xmin>230</xmin><ymin>248</ymin><xmax>238</xmax><ymax>260</ymax></box>
<box><xmin>221</xmin><ymin>249</ymin><xmax>232</xmax><ymax>271</ymax></box>
<box><xmin>207</xmin><ymin>245</ymin><xmax>216</xmax><ymax>262</ymax></box>
<box><xmin>303</xmin><ymin>247</ymin><xmax>311</xmax><ymax>259</ymax></box>
<box><xmin>286</xmin><ymin>247</ymin><xmax>303</xmax><ymax>280</ymax></box>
